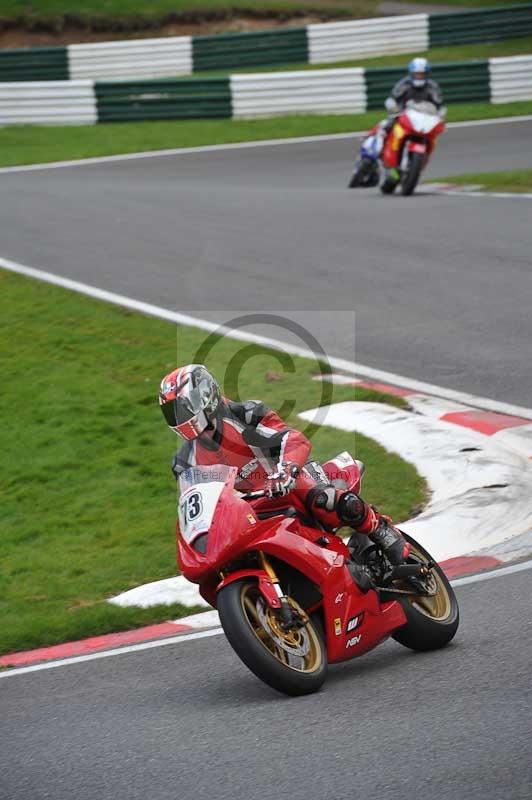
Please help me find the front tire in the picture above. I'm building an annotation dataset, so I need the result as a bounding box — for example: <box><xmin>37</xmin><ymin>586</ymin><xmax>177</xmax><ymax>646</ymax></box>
<box><xmin>391</xmin><ymin>534</ymin><xmax>459</xmax><ymax>651</ymax></box>
<box><xmin>380</xmin><ymin>175</ymin><xmax>398</xmax><ymax>194</ymax></box>
<box><xmin>401</xmin><ymin>151</ymin><xmax>423</xmax><ymax>196</ymax></box>
<box><xmin>217</xmin><ymin>579</ymin><xmax>327</xmax><ymax>696</ymax></box>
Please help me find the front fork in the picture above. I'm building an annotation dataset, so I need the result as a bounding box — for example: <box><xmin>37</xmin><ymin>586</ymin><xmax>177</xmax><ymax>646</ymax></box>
<box><xmin>259</xmin><ymin>553</ymin><xmax>309</xmax><ymax>630</ymax></box>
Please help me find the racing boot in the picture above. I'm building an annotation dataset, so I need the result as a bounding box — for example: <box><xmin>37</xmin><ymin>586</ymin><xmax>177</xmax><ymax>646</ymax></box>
<box><xmin>337</xmin><ymin>492</ymin><xmax>410</xmax><ymax>566</ymax></box>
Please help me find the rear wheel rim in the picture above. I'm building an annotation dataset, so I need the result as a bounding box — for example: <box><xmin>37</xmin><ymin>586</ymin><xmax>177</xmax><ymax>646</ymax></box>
<box><xmin>239</xmin><ymin>584</ymin><xmax>322</xmax><ymax>674</ymax></box>
<box><xmin>403</xmin><ymin>543</ymin><xmax>452</xmax><ymax>621</ymax></box>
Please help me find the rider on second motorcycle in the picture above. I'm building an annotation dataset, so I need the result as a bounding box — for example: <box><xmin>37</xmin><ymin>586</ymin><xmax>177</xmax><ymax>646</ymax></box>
<box><xmin>159</xmin><ymin>364</ymin><xmax>410</xmax><ymax>566</ymax></box>
<box><xmin>376</xmin><ymin>57</ymin><xmax>444</xmax><ymax>176</ymax></box>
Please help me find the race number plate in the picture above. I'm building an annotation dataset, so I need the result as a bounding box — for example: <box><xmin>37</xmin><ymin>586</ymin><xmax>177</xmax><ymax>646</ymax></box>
<box><xmin>178</xmin><ymin>482</ymin><xmax>224</xmax><ymax>544</ymax></box>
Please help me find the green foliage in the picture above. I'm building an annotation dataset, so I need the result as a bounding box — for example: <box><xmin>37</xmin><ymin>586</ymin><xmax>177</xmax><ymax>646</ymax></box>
<box><xmin>0</xmin><ymin>272</ymin><xmax>425</xmax><ymax>655</ymax></box>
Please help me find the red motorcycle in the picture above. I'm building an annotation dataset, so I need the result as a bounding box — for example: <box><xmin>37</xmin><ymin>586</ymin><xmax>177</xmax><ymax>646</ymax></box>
<box><xmin>177</xmin><ymin>455</ymin><xmax>459</xmax><ymax>696</ymax></box>
<box><xmin>381</xmin><ymin>100</ymin><xmax>445</xmax><ymax>196</ymax></box>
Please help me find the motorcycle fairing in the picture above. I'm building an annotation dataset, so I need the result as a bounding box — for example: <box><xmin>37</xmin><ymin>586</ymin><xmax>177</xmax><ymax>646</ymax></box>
<box><xmin>177</xmin><ymin>458</ymin><xmax>406</xmax><ymax>663</ymax></box>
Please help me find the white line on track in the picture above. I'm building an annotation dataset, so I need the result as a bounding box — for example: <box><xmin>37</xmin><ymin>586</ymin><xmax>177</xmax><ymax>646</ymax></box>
<box><xmin>437</xmin><ymin>190</ymin><xmax>532</xmax><ymax>201</ymax></box>
<box><xmin>2</xmin><ymin>254</ymin><xmax>532</xmax><ymax>420</ymax></box>
<box><xmin>1</xmin><ymin>559</ymin><xmax>531</xmax><ymax>680</ymax></box>
<box><xmin>1</xmin><ymin>114</ymin><xmax>531</xmax><ymax>175</ymax></box>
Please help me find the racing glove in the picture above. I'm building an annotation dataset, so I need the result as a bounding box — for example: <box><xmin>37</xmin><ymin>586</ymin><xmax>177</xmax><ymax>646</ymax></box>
<box><xmin>266</xmin><ymin>463</ymin><xmax>300</xmax><ymax>498</ymax></box>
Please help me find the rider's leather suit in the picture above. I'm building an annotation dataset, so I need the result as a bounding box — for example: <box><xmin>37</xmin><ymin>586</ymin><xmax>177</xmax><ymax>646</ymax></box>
<box><xmin>171</xmin><ymin>399</ymin><xmax>380</xmax><ymax>535</ymax></box>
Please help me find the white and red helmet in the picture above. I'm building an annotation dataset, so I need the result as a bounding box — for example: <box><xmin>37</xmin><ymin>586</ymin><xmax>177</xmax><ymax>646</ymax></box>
<box><xmin>159</xmin><ymin>365</ymin><xmax>221</xmax><ymax>440</ymax></box>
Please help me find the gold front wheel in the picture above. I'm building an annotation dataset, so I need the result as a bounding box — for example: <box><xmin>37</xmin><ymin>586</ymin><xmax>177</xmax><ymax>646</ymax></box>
<box><xmin>240</xmin><ymin>583</ymin><xmax>323</xmax><ymax>674</ymax></box>
<box><xmin>217</xmin><ymin>579</ymin><xmax>327</xmax><ymax>696</ymax></box>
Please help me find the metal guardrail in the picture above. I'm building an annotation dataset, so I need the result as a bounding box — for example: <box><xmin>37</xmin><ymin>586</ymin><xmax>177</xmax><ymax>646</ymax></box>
<box><xmin>307</xmin><ymin>15</ymin><xmax>428</xmax><ymax>65</ymax></box>
<box><xmin>0</xmin><ymin>55</ymin><xmax>529</xmax><ymax>126</ymax></box>
<box><xmin>365</xmin><ymin>61</ymin><xmax>491</xmax><ymax>109</ymax></box>
<box><xmin>1</xmin><ymin>4</ymin><xmax>531</xmax><ymax>83</ymax></box>
<box><xmin>231</xmin><ymin>68</ymin><xmax>366</xmax><ymax>118</ymax></box>
<box><xmin>490</xmin><ymin>55</ymin><xmax>532</xmax><ymax>104</ymax></box>
<box><xmin>192</xmin><ymin>28</ymin><xmax>308</xmax><ymax>72</ymax></box>
<box><xmin>69</xmin><ymin>37</ymin><xmax>193</xmax><ymax>81</ymax></box>
<box><xmin>0</xmin><ymin>47</ymin><xmax>68</xmax><ymax>81</ymax></box>
<box><xmin>95</xmin><ymin>78</ymin><xmax>231</xmax><ymax>122</ymax></box>
<box><xmin>0</xmin><ymin>80</ymin><xmax>96</xmax><ymax>124</ymax></box>
<box><xmin>429</xmin><ymin>4</ymin><xmax>532</xmax><ymax>47</ymax></box>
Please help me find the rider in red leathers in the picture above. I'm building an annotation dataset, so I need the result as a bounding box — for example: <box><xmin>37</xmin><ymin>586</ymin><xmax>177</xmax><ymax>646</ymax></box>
<box><xmin>159</xmin><ymin>364</ymin><xmax>410</xmax><ymax>566</ymax></box>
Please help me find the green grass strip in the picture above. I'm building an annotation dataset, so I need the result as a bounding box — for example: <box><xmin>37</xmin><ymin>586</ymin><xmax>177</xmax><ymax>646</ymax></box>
<box><xmin>435</xmin><ymin>167</ymin><xmax>532</xmax><ymax>193</ymax></box>
<box><xmin>0</xmin><ymin>270</ymin><xmax>425</xmax><ymax>655</ymax></box>
<box><xmin>1</xmin><ymin>100</ymin><xmax>532</xmax><ymax>169</ymax></box>
<box><xmin>0</xmin><ymin>0</ymin><xmax>377</xmax><ymax>21</ymax></box>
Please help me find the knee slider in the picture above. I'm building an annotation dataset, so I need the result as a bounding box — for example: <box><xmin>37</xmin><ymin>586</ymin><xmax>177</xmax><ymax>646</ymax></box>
<box><xmin>306</xmin><ymin>484</ymin><xmax>337</xmax><ymax>513</ymax></box>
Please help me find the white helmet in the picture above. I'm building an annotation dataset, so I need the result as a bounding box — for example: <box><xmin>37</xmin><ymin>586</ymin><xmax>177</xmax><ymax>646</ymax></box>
<box><xmin>408</xmin><ymin>57</ymin><xmax>430</xmax><ymax>88</ymax></box>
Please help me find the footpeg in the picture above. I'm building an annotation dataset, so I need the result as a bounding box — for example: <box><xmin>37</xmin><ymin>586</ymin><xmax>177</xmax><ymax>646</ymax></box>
<box><xmin>389</xmin><ymin>563</ymin><xmax>429</xmax><ymax>580</ymax></box>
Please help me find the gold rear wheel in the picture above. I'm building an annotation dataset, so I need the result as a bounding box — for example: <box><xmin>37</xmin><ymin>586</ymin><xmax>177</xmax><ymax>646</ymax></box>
<box><xmin>403</xmin><ymin>541</ymin><xmax>452</xmax><ymax>621</ymax></box>
<box><xmin>391</xmin><ymin>534</ymin><xmax>459</xmax><ymax>652</ymax></box>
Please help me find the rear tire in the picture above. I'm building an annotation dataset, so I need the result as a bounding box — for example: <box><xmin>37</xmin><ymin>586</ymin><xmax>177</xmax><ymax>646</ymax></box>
<box><xmin>348</xmin><ymin>157</ymin><xmax>378</xmax><ymax>188</ymax></box>
<box><xmin>391</xmin><ymin>534</ymin><xmax>459</xmax><ymax>652</ymax></box>
<box><xmin>401</xmin><ymin>152</ymin><xmax>423</xmax><ymax>196</ymax></box>
<box><xmin>217</xmin><ymin>579</ymin><xmax>328</xmax><ymax>696</ymax></box>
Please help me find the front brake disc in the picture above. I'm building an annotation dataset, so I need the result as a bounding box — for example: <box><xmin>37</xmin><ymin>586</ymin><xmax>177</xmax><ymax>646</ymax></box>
<box><xmin>256</xmin><ymin>600</ymin><xmax>310</xmax><ymax>658</ymax></box>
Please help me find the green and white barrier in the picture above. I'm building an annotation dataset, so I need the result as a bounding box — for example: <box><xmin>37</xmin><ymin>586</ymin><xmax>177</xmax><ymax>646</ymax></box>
<box><xmin>307</xmin><ymin>14</ymin><xmax>428</xmax><ymax>64</ymax></box>
<box><xmin>230</xmin><ymin>68</ymin><xmax>366</xmax><ymax>118</ymax></box>
<box><xmin>490</xmin><ymin>55</ymin><xmax>532</xmax><ymax>104</ymax></box>
<box><xmin>0</xmin><ymin>4</ymin><xmax>531</xmax><ymax>83</ymax></box>
<box><xmin>0</xmin><ymin>79</ymin><xmax>96</xmax><ymax>124</ymax></box>
<box><xmin>0</xmin><ymin>55</ymin><xmax>531</xmax><ymax>126</ymax></box>
<box><xmin>69</xmin><ymin>37</ymin><xmax>193</xmax><ymax>81</ymax></box>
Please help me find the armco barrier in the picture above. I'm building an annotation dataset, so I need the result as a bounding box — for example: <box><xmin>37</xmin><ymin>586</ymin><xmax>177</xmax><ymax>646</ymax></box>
<box><xmin>490</xmin><ymin>55</ymin><xmax>532</xmax><ymax>103</ymax></box>
<box><xmin>429</xmin><ymin>4</ymin><xmax>532</xmax><ymax>47</ymax></box>
<box><xmin>1</xmin><ymin>4</ymin><xmax>531</xmax><ymax>82</ymax></box>
<box><xmin>69</xmin><ymin>37</ymin><xmax>192</xmax><ymax>81</ymax></box>
<box><xmin>365</xmin><ymin>60</ymin><xmax>491</xmax><ymax>109</ymax></box>
<box><xmin>95</xmin><ymin>77</ymin><xmax>231</xmax><ymax>121</ymax></box>
<box><xmin>0</xmin><ymin>54</ymin><xmax>529</xmax><ymax>126</ymax></box>
<box><xmin>231</xmin><ymin>68</ymin><xmax>366</xmax><ymax>118</ymax></box>
<box><xmin>0</xmin><ymin>46</ymin><xmax>68</xmax><ymax>82</ymax></box>
<box><xmin>0</xmin><ymin>80</ymin><xmax>96</xmax><ymax>124</ymax></box>
<box><xmin>192</xmin><ymin>27</ymin><xmax>308</xmax><ymax>72</ymax></box>
<box><xmin>307</xmin><ymin>15</ymin><xmax>428</xmax><ymax>65</ymax></box>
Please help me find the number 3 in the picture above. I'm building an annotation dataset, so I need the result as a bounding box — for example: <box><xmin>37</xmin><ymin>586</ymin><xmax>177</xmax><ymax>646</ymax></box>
<box><xmin>185</xmin><ymin>492</ymin><xmax>202</xmax><ymax>522</ymax></box>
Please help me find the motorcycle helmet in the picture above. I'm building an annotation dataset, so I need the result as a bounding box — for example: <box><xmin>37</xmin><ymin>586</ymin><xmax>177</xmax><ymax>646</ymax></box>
<box><xmin>159</xmin><ymin>364</ymin><xmax>221</xmax><ymax>440</ymax></box>
<box><xmin>408</xmin><ymin>57</ymin><xmax>430</xmax><ymax>88</ymax></box>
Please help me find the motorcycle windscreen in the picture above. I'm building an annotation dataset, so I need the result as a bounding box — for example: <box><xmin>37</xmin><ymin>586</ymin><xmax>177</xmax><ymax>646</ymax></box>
<box><xmin>178</xmin><ymin>465</ymin><xmax>238</xmax><ymax>546</ymax></box>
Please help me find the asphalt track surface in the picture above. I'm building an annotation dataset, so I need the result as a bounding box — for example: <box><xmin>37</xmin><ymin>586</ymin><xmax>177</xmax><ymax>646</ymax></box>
<box><xmin>1</xmin><ymin>119</ymin><xmax>532</xmax><ymax>404</ymax></box>
<box><xmin>1</xmin><ymin>118</ymin><xmax>532</xmax><ymax>800</ymax></box>
<box><xmin>2</xmin><ymin>569</ymin><xmax>531</xmax><ymax>800</ymax></box>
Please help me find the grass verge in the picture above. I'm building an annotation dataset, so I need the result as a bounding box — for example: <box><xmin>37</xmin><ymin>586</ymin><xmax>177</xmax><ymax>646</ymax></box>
<box><xmin>435</xmin><ymin>167</ymin><xmax>532</xmax><ymax>192</ymax></box>
<box><xmin>0</xmin><ymin>270</ymin><xmax>425</xmax><ymax>656</ymax></box>
<box><xmin>1</xmin><ymin>100</ymin><xmax>532</xmax><ymax>169</ymax></box>
<box><xmin>0</xmin><ymin>1</ymin><xmax>376</xmax><ymax>23</ymax></box>
<box><xmin>403</xmin><ymin>0</ymin><xmax>532</xmax><ymax>7</ymax></box>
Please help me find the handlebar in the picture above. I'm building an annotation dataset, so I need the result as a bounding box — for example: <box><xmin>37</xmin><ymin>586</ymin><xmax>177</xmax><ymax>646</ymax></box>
<box><xmin>241</xmin><ymin>489</ymin><xmax>268</xmax><ymax>500</ymax></box>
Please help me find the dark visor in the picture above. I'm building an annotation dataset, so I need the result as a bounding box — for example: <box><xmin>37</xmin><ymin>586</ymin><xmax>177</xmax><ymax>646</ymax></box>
<box><xmin>161</xmin><ymin>398</ymin><xmax>195</xmax><ymax>428</ymax></box>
